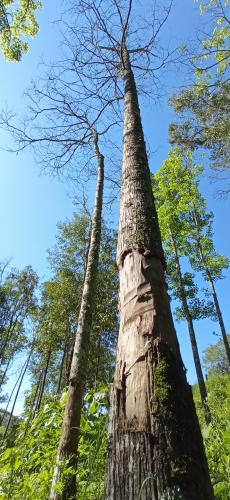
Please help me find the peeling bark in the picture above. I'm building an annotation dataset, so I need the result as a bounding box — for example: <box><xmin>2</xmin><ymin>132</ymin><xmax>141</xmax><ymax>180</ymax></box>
<box><xmin>105</xmin><ymin>48</ymin><xmax>213</xmax><ymax>500</ymax></box>
<box><xmin>49</xmin><ymin>131</ymin><xmax>104</xmax><ymax>500</ymax></box>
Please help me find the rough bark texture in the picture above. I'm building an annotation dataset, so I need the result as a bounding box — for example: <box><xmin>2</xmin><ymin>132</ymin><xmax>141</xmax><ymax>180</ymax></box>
<box><xmin>192</xmin><ymin>210</ymin><xmax>230</xmax><ymax>365</ymax></box>
<box><xmin>105</xmin><ymin>48</ymin><xmax>213</xmax><ymax>500</ymax></box>
<box><xmin>49</xmin><ymin>132</ymin><xmax>104</xmax><ymax>500</ymax></box>
<box><xmin>170</xmin><ymin>231</ymin><xmax>211</xmax><ymax>425</ymax></box>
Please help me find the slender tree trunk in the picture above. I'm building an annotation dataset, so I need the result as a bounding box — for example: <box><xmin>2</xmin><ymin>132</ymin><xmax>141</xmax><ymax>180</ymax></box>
<box><xmin>32</xmin><ymin>370</ymin><xmax>43</xmax><ymax>417</ymax></box>
<box><xmin>0</xmin><ymin>357</ymin><xmax>11</xmax><ymax>392</ymax></box>
<box><xmin>105</xmin><ymin>48</ymin><xmax>213</xmax><ymax>500</ymax></box>
<box><xmin>0</xmin><ymin>321</ymin><xmax>17</xmax><ymax>367</ymax></box>
<box><xmin>49</xmin><ymin>131</ymin><xmax>104</xmax><ymax>500</ymax></box>
<box><xmin>22</xmin><ymin>373</ymin><xmax>43</xmax><ymax>437</ymax></box>
<box><xmin>57</xmin><ymin>345</ymin><xmax>67</xmax><ymax>395</ymax></box>
<box><xmin>35</xmin><ymin>349</ymin><xmax>51</xmax><ymax>412</ymax></box>
<box><xmin>2</xmin><ymin>348</ymin><xmax>32</xmax><ymax>441</ymax></box>
<box><xmin>208</xmin><ymin>276</ymin><xmax>230</xmax><ymax>362</ymax></box>
<box><xmin>170</xmin><ymin>231</ymin><xmax>211</xmax><ymax>425</ymax></box>
<box><xmin>0</xmin><ymin>360</ymin><xmax>26</xmax><ymax>427</ymax></box>
<box><xmin>192</xmin><ymin>210</ymin><xmax>230</xmax><ymax>364</ymax></box>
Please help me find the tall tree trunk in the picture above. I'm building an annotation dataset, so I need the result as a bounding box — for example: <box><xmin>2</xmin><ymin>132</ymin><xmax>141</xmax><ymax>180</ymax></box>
<box><xmin>2</xmin><ymin>348</ymin><xmax>32</xmax><ymax>441</ymax></box>
<box><xmin>192</xmin><ymin>210</ymin><xmax>230</xmax><ymax>364</ymax></box>
<box><xmin>57</xmin><ymin>344</ymin><xmax>67</xmax><ymax>395</ymax></box>
<box><xmin>0</xmin><ymin>357</ymin><xmax>11</xmax><ymax>392</ymax></box>
<box><xmin>35</xmin><ymin>349</ymin><xmax>51</xmax><ymax>412</ymax></box>
<box><xmin>0</xmin><ymin>318</ymin><xmax>18</xmax><ymax>367</ymax></box>
<box><xmin>31</xmin><ymin>370</ymin><xmax>43</xmax><ymax>417</ymax></box>
<box><xmin>0</xmin><ymin>360</ymin><xmax>26</xmax><ymax>427</ymax></box>
<box><xmin>49</xmin><ymin>131</ymin><xmax>104</xmax><ymax>500</ymax></box>
<box><xmin>105</xmin><ymin>48</ymin><xmax>213</xmax><ymax>500</ymax></box>
<box><xmin>170</xmin><ymin>231</ymin><xmax>211</xmax><ymax>425</ymax></box>
<box><xmin>23</xmin><ymin>372</ymin><xmax>43</xmax><ymax>437</ymax></box>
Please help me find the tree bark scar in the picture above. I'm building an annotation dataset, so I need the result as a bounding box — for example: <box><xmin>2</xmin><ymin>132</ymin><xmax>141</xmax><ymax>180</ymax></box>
<box><xmin>118</xmin><ymin>245</ymin><xmax>164</xmax><ymax>269</ymax></box>
<box><xmin>124</xmin><ymin>339</ymin><xmax>152</xmax><ymax>376</ymax></box>
<box><xmin>116</xmin><ymin>361</ymin><xmax>127</xmax><ymax>418</ymax></box>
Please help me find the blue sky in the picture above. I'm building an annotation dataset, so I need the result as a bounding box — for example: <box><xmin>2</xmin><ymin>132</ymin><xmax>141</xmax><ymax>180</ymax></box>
<box><xmin>0</xmin><ymin>0</ymin><xmax>229</xmax><ymax>413</ymax></box>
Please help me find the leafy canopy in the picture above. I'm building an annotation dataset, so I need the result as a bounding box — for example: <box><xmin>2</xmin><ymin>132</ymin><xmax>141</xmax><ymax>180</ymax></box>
<box><xmin>153</xmin><ymin>149</ymin><xmax>216</xmax><ymax>322</ymax></box>
<box><xmin>203</xmin><ymin>336</ymin><xmax>230</xmax><ymax>375</ymax></box>
<box><xmin>0</xmin><ymin>0</ymin><xmax>41</xmax><ymax>61</ymax></box>
<box><xmin>169</xmin><ymin>0</ymin><xmax>230</xmax><ymax>174</ymax></box>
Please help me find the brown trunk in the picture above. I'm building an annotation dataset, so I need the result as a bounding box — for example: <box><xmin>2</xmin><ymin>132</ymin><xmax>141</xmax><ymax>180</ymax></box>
<box><xmin>49</xmin><ymin>131</ymin><xmax>104</xmax><ymax>500</ymax></box>
<box><xmin>170</xmin><ymin>231</ymin><xmax>211</xmax><ymax>425</ymax></box>
<box><xmin>105</xmin><ymin>48</ymin><xmax>213</xmax><ymax>500</ymax></box>
<box><xmin>192</xmin><ymin>210</ymin><xmax>230</xmax><ymax>365</ymax></box>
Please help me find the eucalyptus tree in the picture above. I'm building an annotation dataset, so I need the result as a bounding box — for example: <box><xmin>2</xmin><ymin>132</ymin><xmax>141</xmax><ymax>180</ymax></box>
<box><xmin>0</xmin><ymin>0</ymin><xmax>41</xmax><ymax>61</ymax></box>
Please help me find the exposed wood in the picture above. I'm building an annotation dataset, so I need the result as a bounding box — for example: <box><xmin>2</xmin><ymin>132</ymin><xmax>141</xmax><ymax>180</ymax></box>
<box><xmin>105</xmin><ymin>47</ymin><xmax>214</xmax><ymax>499</ymax></box>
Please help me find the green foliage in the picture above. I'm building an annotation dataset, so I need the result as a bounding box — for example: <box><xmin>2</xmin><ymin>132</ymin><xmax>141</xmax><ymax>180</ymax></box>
<box><xmin>0</xmin><ymin>0</ymin><xmax>41</xmax><ymax>61</ymax></box>
<box><xmin>169</xmin><ymin>1</ymin><xmax>230</xmax><ymax>174</ymax></box>
<box><xmin>203</xmin><ymin>336</ymin><xmax>230</xmax><ymax>375</ymax></box>
<box><xmin>22</xmin><ymin>212</ymin><xmax>118</xmax><ymax>415</ymax></box>
<box><xmin>194</xmin><ymin>0</ymin><xmax>230</xmax><ymax>76</ymax></box>
<box><xmin>0</xmin><ymin>263</ymin><xmax>38</xmax><ymax>399</ymax></box>
<box><xmin>169</xmin><ymin>81</ymin><xmax>230</xmax><ymax>173</ymax></box>
<box><xmin>153</xmin><ymin>149</ymin><xmax>228</xmax><ymax>324</ymax></box>
<box><xmin>193</xmin><ymin>374</ymin><xmax>230</xmax><ymax>499</ymax></box>
<box><xmin>153</xmin><ymin>150</ymin><xmax>216</xmax><ymax>322</ymax></box>
<box><xmin>0</xmin><ymin>387</ymin><xmax>108</xmax><ymax>499</ymax></box>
